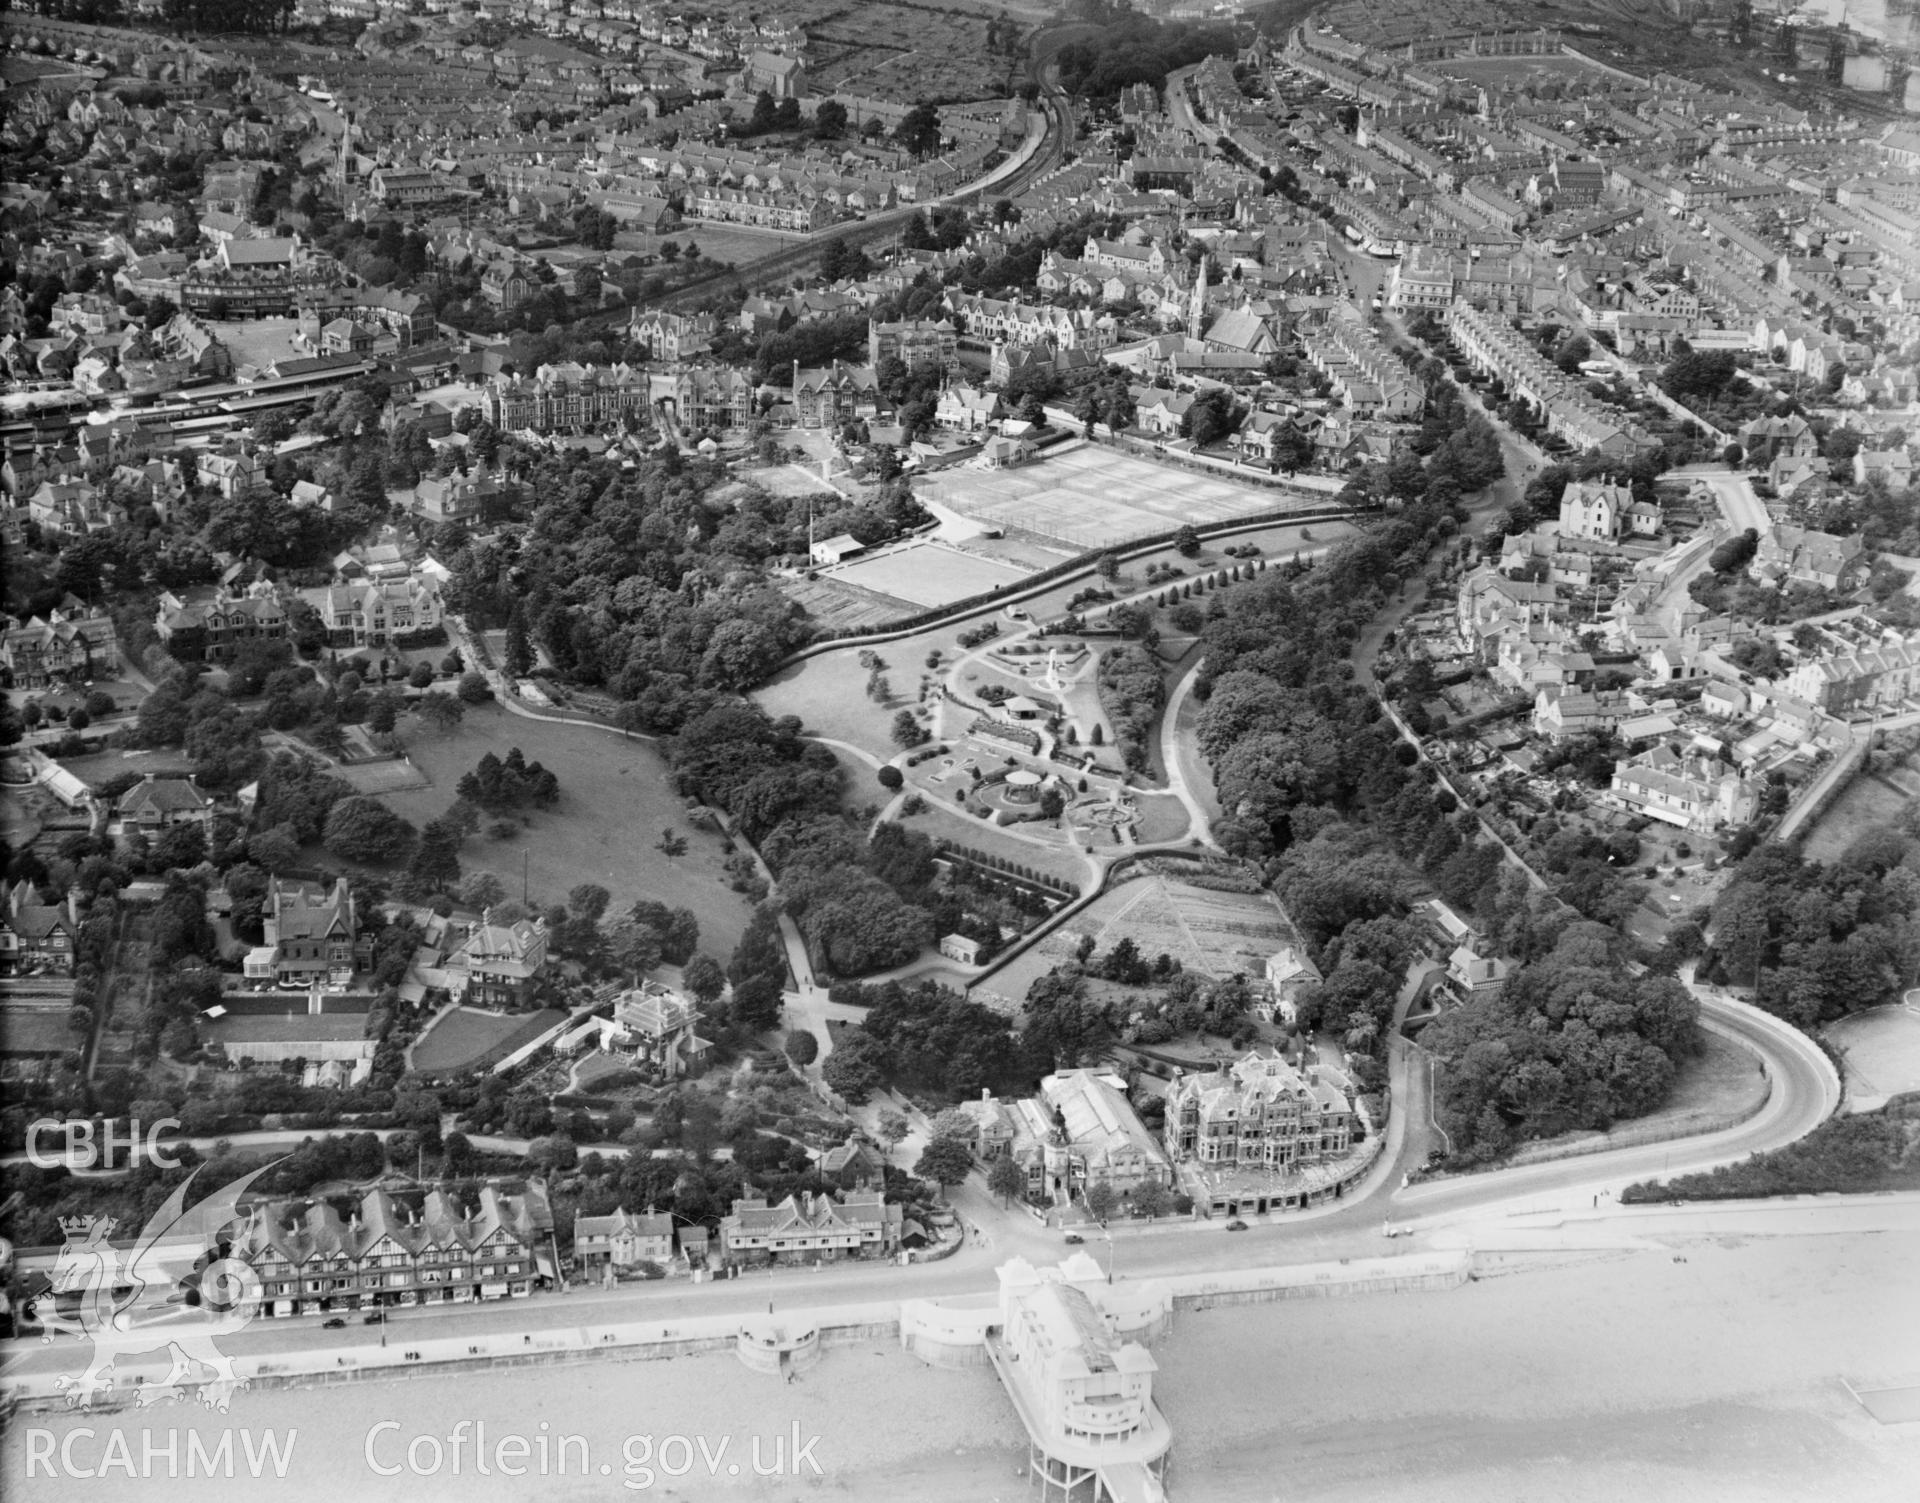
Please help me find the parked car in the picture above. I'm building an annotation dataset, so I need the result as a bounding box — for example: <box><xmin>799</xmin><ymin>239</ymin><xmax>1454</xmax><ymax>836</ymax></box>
<box><xmin>363</xmin><ymin>1312</ymin><xmax>385</xmax><ymax>1324</ymax></box>
<box><xmin>1063</xmin><ymin>1232</ymin><xmax>1084</xmax><ymax>1245</ymax></box>
<box><xmin>1225</xmin><ymin>1219</ymin><xmax>1249</xmax><ymax>1232</ymax></box>
<box><xmin>321</xmin><ymin>1317</ymin><xmax>347</xmax><ymax>1329</ymax></box>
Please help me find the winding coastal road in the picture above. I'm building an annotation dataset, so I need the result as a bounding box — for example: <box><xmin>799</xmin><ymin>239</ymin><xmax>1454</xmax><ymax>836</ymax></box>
<box><xmin>1392</xmin><ymin>981</ymin><xmax>1841</xmax><ymax>1230</ymax></box>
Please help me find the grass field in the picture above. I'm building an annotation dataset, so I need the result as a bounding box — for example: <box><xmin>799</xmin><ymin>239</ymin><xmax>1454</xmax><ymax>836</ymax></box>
<box><xmin>333</xmin><ymin>757</ymin><xmax>432</xmax><ymax>795</ymax></box>
<box><xmin>1801</xmin><ymin>763</ymin><xmax>1919</xmax><ymax>865</ymax></box>
<box><xmin>1827</xmin><ymin>1004</ymin><xmax>1920</xmax><ymax>1109</ymax></box>
<box><xmin>411</xmin><ymin>1005</ymin><xmax>563</xmax><ymax>1074</ymax></box>
<box><xmin>668</xmin><ymin>222</ymin><xmax>813</xmax><ymax>265</ymax></box>
<box><xmin>382</xmin><ymin>704</ymin><xmax>751</xmax><ymax>960</ymax></box>
<box><xmin>919</xmin><ymin>443</ymin><xmax>1320</xmax><ymax>550</ymax></box>
<box><xmin>823</xmin><ymin>540</ymin><xmax>1032</xmax><ymax>609</ymax></box>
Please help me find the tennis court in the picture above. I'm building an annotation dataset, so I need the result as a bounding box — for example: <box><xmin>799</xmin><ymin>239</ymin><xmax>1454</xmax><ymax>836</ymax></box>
<box><xmin>921</xmin><ymin>443</ymin><xmax>1306</xmax><ymax>549</ymax></box>
<box><xmin>823</xmin><ymin>539</ymin><xmax>1032</xmax><ymax>608</ymax></box>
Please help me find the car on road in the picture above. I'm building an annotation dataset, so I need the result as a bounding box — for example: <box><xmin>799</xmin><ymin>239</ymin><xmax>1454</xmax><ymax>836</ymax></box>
<box><xmin>1063</xmin><ymin>1232</ymin><xmax>1083</xmax><ymax>1245</ymax></box>
<box><xmin>363</xmin><ymin>1312</ymin><xmax>385</xmax><ymax>1324</ymax></box>
<box><xmin>1225</xmin><ymin>1219</ymin><xmax>1249</xmax><ymax>1232</ymax></box>
<box><xmin>322</xmin><ymin>1317</ymin><xmax>347</xmax><ymax>1329</ymax></box>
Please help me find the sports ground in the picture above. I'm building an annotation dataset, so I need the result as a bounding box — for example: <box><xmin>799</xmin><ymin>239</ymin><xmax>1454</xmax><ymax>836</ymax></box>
<box><xmin>821</xmin><ymin>539</ymin><xmax>1031</xmax><ymax>608</ymax></box>
<box><xmin>920</xmin><ymin>442</ymin><xmax>1309</xmax><ymax>549</ymax></box>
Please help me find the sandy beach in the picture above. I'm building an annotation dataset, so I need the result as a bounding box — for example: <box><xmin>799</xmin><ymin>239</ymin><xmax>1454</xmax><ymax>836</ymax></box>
<box><xmin>8</xmin><ymin>1229</ymin><xmax>1917</xmax><ymax>1502</ymax></box>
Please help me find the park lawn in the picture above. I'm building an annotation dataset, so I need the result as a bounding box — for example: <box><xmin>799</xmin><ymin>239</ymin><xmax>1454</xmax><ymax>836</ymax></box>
<box><xmin>1131</xmin><ymin>793</ymin><xmax>1192</xmax><ymax>846</ymax></box>
<box><xmin>755</xmin><ymin>518</ymin><xmax>1353</xmax><ymax>759</ymax></box>
<box><xmin>383</xmin><ymin>703</ymin><xmax>751</xmax><ymax>961</ymax></box>
<box><xmin>900</xmin><ymin>794</ymin><xmax>1091</xmax><ymax>891</ymax></box>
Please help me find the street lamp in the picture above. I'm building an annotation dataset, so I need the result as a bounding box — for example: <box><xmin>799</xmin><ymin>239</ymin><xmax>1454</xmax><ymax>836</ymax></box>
<box><xmin>1100</xmin><ymin>1225</ymin><xmax>1115</xmax><ymax>1285</ymax></box>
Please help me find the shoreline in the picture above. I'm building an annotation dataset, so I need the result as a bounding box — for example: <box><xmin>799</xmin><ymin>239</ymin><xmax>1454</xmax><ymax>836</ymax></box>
<box><xmin>6</xmin><ymin>1229</ymin><xmax>1917</xmax><ymax>1501</ymax></box>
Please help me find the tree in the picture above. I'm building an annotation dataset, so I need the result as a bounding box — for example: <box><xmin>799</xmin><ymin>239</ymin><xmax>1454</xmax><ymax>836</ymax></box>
<box><xmin>914</xmin><ymin>1135</ymin><xmax>974</xmax><ymax>1197</ymax></box>
<box><xmin>414</xmin><ymin>691</ymin><xmax>465</xmax><ymax>732</ymax></box>
<box><xmin>1707</xmin><ymin>527</ymin><xmax>1760</xmax><ymax>575</ymax></box>
<box><xmin>459</xmin><ymin>871</ymin><xmax>508</xmax><ymax>911</ymax></box>
<box><xmin>657</xmin><ymin>828</ymin><xmax>689</xmax><ymax>857</ymax></box>
<box><xmin>928</xmin><ymin>1107</ymin><xmax>974</xmax><ymax>1142</ymax></box>
<box><xmin>567</xmin><ymin>883</ymin><xmax>612</xmax><ymax>923</ymax></box>
<box><xmin>988</xmin><ymin>1152</ymin><xmax>1026</xmax><ymax>1206</ymax></box>
<box><xmin>813</xmin><ymin>99</ymin><xmax>849</xmax><ymax>139</ymax></box>
<box><xmin>684</xmin><ymin>952</ymin><xmax>726</xmax><ymax>1002</ymax></box>
<box><xmin>784</xmin><ymin>1028</ymin><xmax>818</xmax><ymax>1066</ymax></box>
<box><xmin>408</xmin><ymin>662</ymin><xmax>435</xmax><ymax>690</ymax></box>
<box><xmin>894</xmin><ymin>102</ymin><xmax>942</xmax><ymax>159</ymax></box>
<box><xmin>409</xmin><ymin>816</ymin><xmax>463</xmax><ymax>892</ymax></box>
<box><xmin>1132</xmin><ymin>1180</ymin><xmax>1172</xmax><ymax>1219</ymax></box>
<box><xmin>1173</xmin><ymin>524</ymin><xmax>1201</xmax><ymax>557</ymax></box>
<box><xmin>247</xmin><ymin>825</ymin><xmax>302</xmax><ymax>872</ymax></box>
<box><xmin>456</xmin><ymin>671</ymin><xmax>492</xmax><ymax>704</ymax></box>
<box><xmin>877</xmin><ymin>1111</ymin><xmax>911</xmax><ymax>1148</ymax></box>
<box><xmin>1083</xmin><ymin>1179</ymin><xmax>1117</xmax><ymax>1221</ymax></box>
<box><xmin>891</xmin><ymin>711</ymin><xmax>928</xmax><ymax>749</ymax></box>
<box><xmin>323</xmin><ymin>796</ymin><xmax>417</xmax><ymax>862</ymax></box>
<box><xmin>822</xmin><ymin>1031</ymin><xmax>885</xmax><ymax>1103</ymax></box>
<box><xmin>878</xmin><ymin>764</ymin><xmax>905</xmax><ymax>791</ymax></box>
<box><xmin>503</xmin><ymin>601</ymin><xmax>534</xmax><ymax>679</ymax></box>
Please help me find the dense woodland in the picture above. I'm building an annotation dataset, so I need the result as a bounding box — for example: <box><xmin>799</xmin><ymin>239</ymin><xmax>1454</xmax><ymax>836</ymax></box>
<box><xmin>444</xmin><ymin>449</ymin><xmax>937</xmax><ymax>729</ymax></box>
<box><xmin>1053</xmin><ymin>2</ymin><xmax>1238</xmax><ymax>101</ymax></box>
<box><xmin>1703</xmin><ymin>830</ymin><xmax>1920</xmax><ymax>1027</ymax></box>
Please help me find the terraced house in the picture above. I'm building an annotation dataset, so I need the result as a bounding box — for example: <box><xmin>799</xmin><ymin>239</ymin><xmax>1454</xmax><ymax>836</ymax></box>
<box><xmin>686</xmin><ymin>184</ymin><xmax>834</xmax><ymax>233</ymax></box>
<box><xmin>483</xmin><ymin>362</ymin><xmax>649</xmax><ymax>431</ymax></box>
<box><xmin>234</xmin><ymin>1181</ymin><xmax>554</xmax><ymax>1317</ymax></box>
<box><xmin>719</xmin><ymin>1191</ymin><xmax>902</xmax><ymax>1265</ymax></box>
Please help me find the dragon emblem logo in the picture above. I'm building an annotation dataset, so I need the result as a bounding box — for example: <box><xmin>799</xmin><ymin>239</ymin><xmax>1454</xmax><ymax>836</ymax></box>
<box><xmin>38</xmin><ymin>1161</ymin><xmax>277</xmax><ymax>1412</ymax></box>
